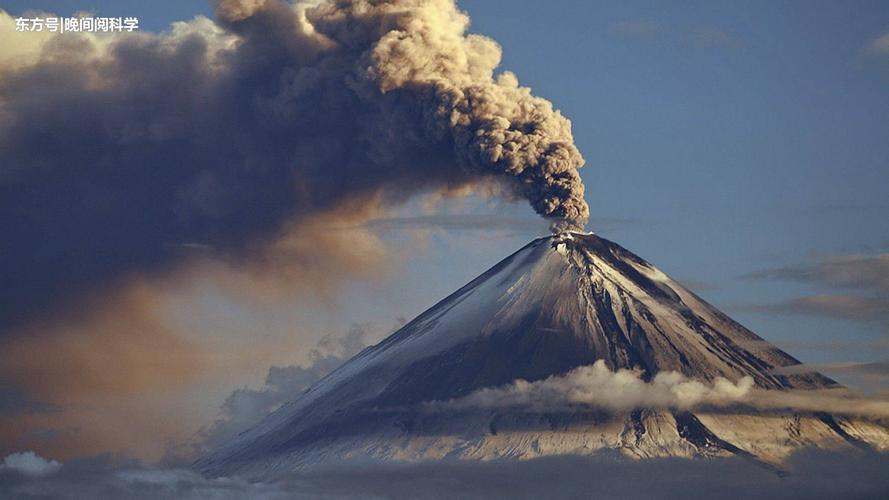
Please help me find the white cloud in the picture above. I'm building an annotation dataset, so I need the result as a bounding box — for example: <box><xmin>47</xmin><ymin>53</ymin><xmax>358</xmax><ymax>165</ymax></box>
<box><xmin>1</xmin><ymin>451</ymin><xmax>61</xmax><ymax>477</ymax></box>
<box><xmin>430</xmin><ymin>360</ymin><xmax>754</xmax><ymax>412</ymax></box>
<box><xmin>428</xmin><ymin>360</ymin><xmax>889</xmax><ymax>418</ymax></box>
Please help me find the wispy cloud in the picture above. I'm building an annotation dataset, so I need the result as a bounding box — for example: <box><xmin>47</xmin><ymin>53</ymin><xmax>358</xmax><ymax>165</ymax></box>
<box><xmin>610</xmin><ymin>20</ymin><xmax>660</xmax><ymax>36</ymax></box>
<box><xmin>746</xmin><ymin>252</ymin><xmax>889</xmax><ymax>325</ymax></box>
<box><xmin>609</xmin><ymin>20</ymin><xmax>741</xmax><ymax>49</ymax></box>
<box><xmin>676</xmin><ymin>279</ymin><xmax>721</xmax><ymax>292</ymax></box>
<box><xmin>741</xmin><ymin>295</ymin><xmax>889</xmax><ymax>322</ymax></box>
<box><xmin>741</xmin><ymin>251</ymin><xmax>889</xmax><ymax>391</ymax></box>
<box><xmin>362</xmin><ymin>214</ymin><xmax>550</xmax><ymax>233</ymax></box>
<box><xmin>866</xmin><ymin>33</ymin><xmax>889</xmax><ymax>54</ymax></box>
<box><xmin>747</xmin><ymin>253</ymin><xmax>889</xmax><ymax>293</ymax></box>
<box><xmin>773</xmin><ymin>360</ymin><xmax>889</xmax><ymax>395</ymax></box>
<box><xmin>774</xmin><ymin>360</ymin><xmax>889</xmax><ymax>377</ymax></box>
<box><xmin>736</xmin><ymin>338</ymin><xmax>889</xmax><ymax>353</ymax></box>
<box><xmin>688</xmin><ymin>27</ymin><xmax>742</xmax><ymax>48</ymax></box>
<box><xmin>361</xmin><ymin>214</ymin><xmax>636</xmax><ymax>234</ymax></box>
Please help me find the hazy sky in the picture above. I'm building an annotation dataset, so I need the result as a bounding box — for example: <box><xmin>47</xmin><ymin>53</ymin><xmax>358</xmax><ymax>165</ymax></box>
<box><xmin>2</xmin><ymin>0</ymin><xmax>888</xmax><ymax>462</ymax></box>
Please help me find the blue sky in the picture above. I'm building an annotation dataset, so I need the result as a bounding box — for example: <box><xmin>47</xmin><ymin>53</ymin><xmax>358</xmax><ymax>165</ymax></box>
<box><xmin>4</xmin><ymin>0</ymin><xmax>887</xmax><ymax>369</ymax></box>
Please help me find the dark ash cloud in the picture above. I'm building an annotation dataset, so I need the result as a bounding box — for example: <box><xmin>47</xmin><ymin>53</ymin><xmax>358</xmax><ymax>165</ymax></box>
<box><xmin>2</xmin><ymin>450</ymin><xmax>889</xmax><ymax>499</ymax></box>
<box><xmin>0</xmin><ymin>0</ymin><xmax>588</xmax><ymax>335</ymax></box>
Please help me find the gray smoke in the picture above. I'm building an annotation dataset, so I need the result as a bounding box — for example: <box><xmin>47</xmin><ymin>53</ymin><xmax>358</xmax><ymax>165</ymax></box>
<box><xmin>0</xmin><ymin>0</ymin><xmax>588</xmax><ymax>333</ymax></box>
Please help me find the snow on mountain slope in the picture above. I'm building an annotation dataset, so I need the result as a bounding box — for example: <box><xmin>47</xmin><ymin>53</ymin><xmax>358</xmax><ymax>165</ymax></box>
<box><xmin>197</xmin><ymin>232</ymin><xmax>888</xmax><ymax>478</ymax></box>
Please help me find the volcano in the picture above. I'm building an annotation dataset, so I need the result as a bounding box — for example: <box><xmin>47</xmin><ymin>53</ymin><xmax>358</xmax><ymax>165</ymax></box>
<box><xmin>198</xmin><ymin>232</ymin><xmax>889</xmax><ymax>478</ymax></box>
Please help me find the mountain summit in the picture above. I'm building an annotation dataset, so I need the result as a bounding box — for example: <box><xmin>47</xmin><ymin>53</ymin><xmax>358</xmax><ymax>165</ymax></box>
<box><xmin>198</xmin><ymin>233</ymin><xmax>888</xmax><ymax>477</ymax></box>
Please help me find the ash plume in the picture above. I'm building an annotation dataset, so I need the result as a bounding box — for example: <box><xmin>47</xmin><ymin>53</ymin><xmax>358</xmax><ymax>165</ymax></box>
<box><xmin>0</xmin><ymin>0</ymin><xmax>587</xmax><ymax>334</ymax></box>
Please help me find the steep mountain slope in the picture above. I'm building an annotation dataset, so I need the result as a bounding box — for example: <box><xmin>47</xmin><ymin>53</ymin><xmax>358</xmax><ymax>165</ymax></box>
<box><xmin>198</xmin><ymin>232</ymin><xmax>888</xmax><ymax>478</ymax></box>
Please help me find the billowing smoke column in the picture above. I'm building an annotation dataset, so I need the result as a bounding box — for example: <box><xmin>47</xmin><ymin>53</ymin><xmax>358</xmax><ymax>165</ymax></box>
<box><xmin>352</xmin><ymin>0</ymin><xmax>589</xmax><ymax>223</ymax></box>
<box><xmin>214</xmin><ymin>0</ymin><xmax>588</xmax><ymax>222</ymax></box>
<box><xmin>0</xmin><ymin>0</ymin><xmax>587</xmax><ymax>333</ymax></box>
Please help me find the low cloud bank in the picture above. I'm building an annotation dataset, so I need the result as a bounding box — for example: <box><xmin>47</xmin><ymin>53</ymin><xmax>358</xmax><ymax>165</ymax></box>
<box><xmin>430</xmin><ymin>360</ymin><xmax>889</xmax><ymax>418</ymax></box>
<box><xmin>2</xmin><ymin>450</ymin><xmax>888</xmax><ymax>499</ymax></box>
<box><xmin>432</xmin><ymin>360</ymin><xmax>754</xmax><ymax>412</ymax></box>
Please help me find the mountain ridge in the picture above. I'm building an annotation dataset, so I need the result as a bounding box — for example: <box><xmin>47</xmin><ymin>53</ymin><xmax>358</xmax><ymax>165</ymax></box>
<box><xmin>197</xmin><ymin>232</ymin><xmax>888</xmax><ymax>478</ymax></box>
